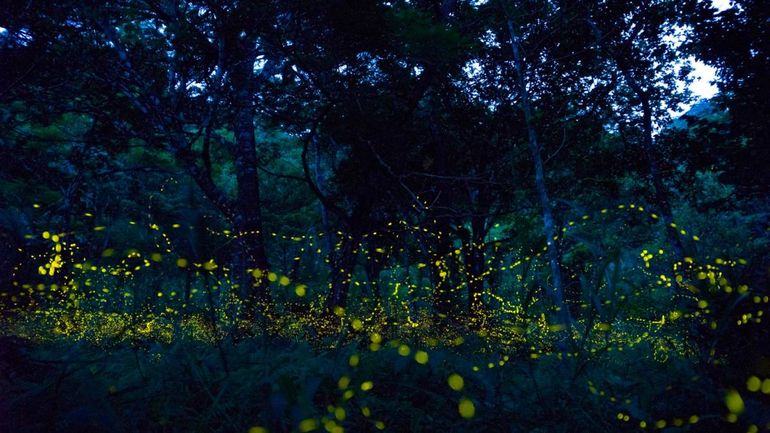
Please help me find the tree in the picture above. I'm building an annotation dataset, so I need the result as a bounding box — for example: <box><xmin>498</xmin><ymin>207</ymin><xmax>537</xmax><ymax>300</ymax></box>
<box><xmin>579</xmin><ymin>0</ymin><xmax>692</xmax><ymax>259</ymax></box>
<box><xmin>686</xmin><ymin>0</ymin><xmax>770</xmax><ymax>193</ymax></box>
<box><xmin>1</xmin><ymin>1</ymin><xmax>292</xmax><ymax>316</ymax></box>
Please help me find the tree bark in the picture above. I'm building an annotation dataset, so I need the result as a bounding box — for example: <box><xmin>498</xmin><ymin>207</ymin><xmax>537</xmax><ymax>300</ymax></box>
<box><xmin>364</xmin><ymin>248</ymin><xmax>384</xmax><ymax>304</ymax></box>
<box><xmin>326</xmin><ymin>232</ymin><xmax>360</xmax><ymax>309</ymax></box>
<box><xmin>625</xmin><ymin>74</ymin><xmax>686</xmax><ymax>259</ymax></box>
<box><xmin>459</xmin><ymin>217</ymin><xmax>486</xmax><ymax>318</ymax></box>
<box><xmin>585</xmin><ymin>17</ymin><xmax>686</xmax><ymax>259</ymax></box>
<box><xmin>506</xmin><ymin>19</ymin><xmax>571</xmax><ymax>328</ymax></box>
<box><xmin>431</xmin><ymin>224</ymin><xmax>456</xmax><ymax>318</ymax></box>
<box><xmin>230</xmin><ymin>41</ymin><xmax>271</xmax><ymax>311</ymax></box>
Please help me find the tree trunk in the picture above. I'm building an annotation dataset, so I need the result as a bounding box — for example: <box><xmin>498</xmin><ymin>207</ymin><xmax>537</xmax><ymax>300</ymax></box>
<box><xmin>431</xmin><ymin>224</ymin><xmax>455</xmax><ymax>318</ymax></box>
<box><xmin>364</xmin><ymin>250</ymin><xmax>384</xmax><ymax>305</ymax></box>
<box><xmin>459</xmin><ymin>217</ymin><xmax>486</xmax><ymax>318</ymax></box>
<box><xmin>230</xmin><ymin>44</ymin><xmax>271</xmax><ymax>312</ymax></box>
<box><xmin>326</xmin><ymin>233</ymin><xmax>360</xmax><ymax>309</ymax></box>
<box><xmin>585</xmin><ymin>17</ymin><xmax>686</xmax><ymax>259</ymax></box>
<box><xmin>628</xmin><ymin>79</ymin><xmax>686</xmax><ymax>259</ymax></box>
<box><xmin>507</xmin><ymin>19</ymin><xmax>571</xmax><ymax>328</ymax></box>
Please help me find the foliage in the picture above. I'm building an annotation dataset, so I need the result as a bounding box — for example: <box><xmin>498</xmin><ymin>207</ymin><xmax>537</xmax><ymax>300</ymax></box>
<box><xmin>1</xmin><ymin>0</ymin><xmax>769</xmax><ymax>432</ymax></box>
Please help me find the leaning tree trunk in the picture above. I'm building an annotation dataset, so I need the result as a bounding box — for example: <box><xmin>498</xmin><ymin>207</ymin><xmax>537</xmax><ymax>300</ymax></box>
<box><xmin>507</xmin><ymin>19</ymin><xmax>571</xmax><ymax>329</ymax></box>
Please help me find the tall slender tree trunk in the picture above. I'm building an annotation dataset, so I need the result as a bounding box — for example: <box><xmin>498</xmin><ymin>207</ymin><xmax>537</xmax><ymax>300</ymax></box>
<box><xmin>364</xmin><ymin>250</ymin><xmax>384</xmax><ymax>304</ymax></box>
<box><xmin>585</xmin><ymin>18</ymin><xmax>686</xmax><ymax>259</ymax></box>
<box><xmin>230</xmin><ymin>43</ymin><xmax>271</xmax><ymax>313</ymax></box>
<box><xmin>627</xmin><ymin>79</ymin><xmax>686</xmax><ymax>259</ymax></box>
<box><xmin>314</xmin><ymin>136</ymin><xmax>335</xmax><ymax>254</ymax></box>
<box><xmin>460</xmin><ymin>216</ymin><xmax>487</xmax><ymax>319</ymax></box>
<box><xmin>507</xmin><ymin>19</ymin><xmax>571</xmax><ymax>328</ymax></box>
<box><xmin>326</xmin><ymin>232</ymin><xmax>360</xmax><ymax>309</ymax></box>
<box><xmin>431</xmin><ymin>223</ymin><xmax>456</xmax><ymax>319</ymax></box>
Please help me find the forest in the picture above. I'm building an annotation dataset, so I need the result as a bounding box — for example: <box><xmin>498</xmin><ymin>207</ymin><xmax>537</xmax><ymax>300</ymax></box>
<box><xmin>0</xmin><ymin>0</ymin><xmax>769</xmax><ymax>432</ymax></box>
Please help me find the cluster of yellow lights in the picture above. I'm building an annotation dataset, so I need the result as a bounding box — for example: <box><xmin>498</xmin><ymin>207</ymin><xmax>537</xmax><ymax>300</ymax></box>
<box><xmin>4</xmin><ymin>200</ymin><xmax>768</xmax><ymax>433</ymax></box>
